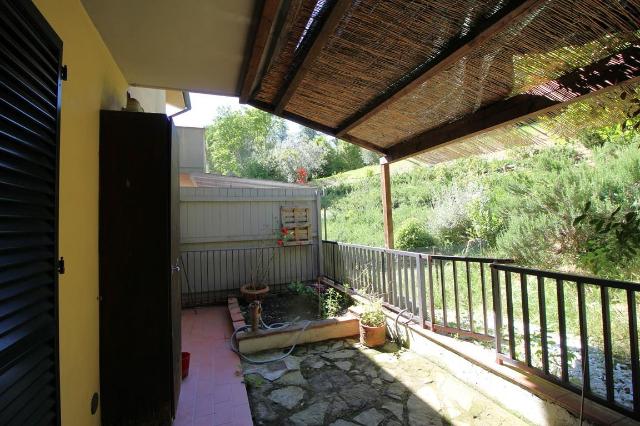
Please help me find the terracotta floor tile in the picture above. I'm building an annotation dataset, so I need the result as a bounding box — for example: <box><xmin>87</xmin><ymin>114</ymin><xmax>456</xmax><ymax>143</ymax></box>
<box><xmin>196</xmin><ymin>379</ymin><xmax>215</xmax><ymax>396</ymax></box>
<box><xmin>230</xmin><ymin>383</ymin><xmax>250</xmax><ymax>406</ymax></box>
<box><xmin>231</xmin><ymin>403</ymin><xmax>253</xmax><ymax>426</ymax></box>
<box><xmin>174</xmin><ymin>398</ymin><xmax>194</xmax><ymax>426</ymax></box>
<box><xmin>176</xmin><ymin>307</ymin><xmax>252</xmax><ymax>426</ymax></box>
<box><xmin>213</xmin><ymin>400</ymin><xmax>235</xmax><ymax>425</ymax></box>
<box><xmin>193</xmin><ymin>414</ymin><xmax>214</xmax><ymax>426</ymax></box>
<box><xmin>211</xmin><ymin>386</ymin><xmax>232</xmax><ymax>404</ymax></box>
<box><xmin>194</xmin><ymin>396</ymin><xmax>213</xmax><ymax>418</ymax></box>
<box><xmin>173</xmin><ymin>415</ymin><xmax>194</xmax><ymax>426</ymax></box>
<box><xmin>179</xmin><ymin>383</ymin><xmax>197</xmax><ymax>402</ymax></box>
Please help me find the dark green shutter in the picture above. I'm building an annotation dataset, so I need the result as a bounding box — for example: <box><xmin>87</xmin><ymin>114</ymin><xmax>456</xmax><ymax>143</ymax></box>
<box><xmin>0</xmin><ymin>0</ymin><xmax>62</xmax><ymax>424</ymax></box>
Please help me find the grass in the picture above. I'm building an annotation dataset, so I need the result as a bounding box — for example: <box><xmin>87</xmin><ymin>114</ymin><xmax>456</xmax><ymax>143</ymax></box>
<box><xmin>316</xmin><ymin>138</ymin><xmax>640</xmax><ymax>407</ymax></box>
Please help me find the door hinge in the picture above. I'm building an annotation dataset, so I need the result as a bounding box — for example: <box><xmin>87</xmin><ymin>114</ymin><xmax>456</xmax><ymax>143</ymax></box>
<box><xmin>58</xmin><ymin>257</ymin><xmax>65</xmax><ymax>274</ymax></box>
<box><xmin>61</xmin><ymin>65</ymin><xmax>68</xmax><ymax>81</ymax></box>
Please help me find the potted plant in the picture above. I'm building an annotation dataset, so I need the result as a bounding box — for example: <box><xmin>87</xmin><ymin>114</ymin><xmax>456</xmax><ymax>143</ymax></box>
<box><xmin>359</xmin><ymin>296</ymin><xmax>386</xmax><ymax>347</ymax></box>
<box><xmin>240</xmin><ymin>227</ymin><xmax>293</xmax><ymax>301</ymax></box>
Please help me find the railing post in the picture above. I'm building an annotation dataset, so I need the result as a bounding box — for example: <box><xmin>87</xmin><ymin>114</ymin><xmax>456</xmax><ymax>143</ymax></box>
<box><xmin>332</xmin><ymin>243</ymin><xmax>337</xmax><ymax>282</ymax></box>
<box><xmin>386</xmin><ymin>250</ymin><xmax>394</xmax><ymax>306</ymax></box>
<box><xmin>415</xmin><ymin>253</ymin><xmax>427</xmax><ymax>328</ymax></box>
<box><xmin>627</xmin><ymin>289</ymin><xmax>640</xmax><ymax>414</ymax></box>
<box><xmin>427</xmin><ymin>255</ymin><xmax>435</xmax><ymax>330</ymax></box>
<box><xmin>338</xmin><ymin>244</ymin><xmax>344</xmax><ymax>284</ymax></box>
<box><xmin>491</xmin><ymin>262</ymin><xmax>503</xmax><ymax>364</ymax></box>
<box><xmin>381</xmin><ymin>250</ymin><xmax>387</xmax><ymax>302</ymax></box>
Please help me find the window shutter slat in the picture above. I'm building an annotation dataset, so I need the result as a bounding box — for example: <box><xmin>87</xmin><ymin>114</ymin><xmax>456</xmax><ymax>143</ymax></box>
<box><xmin>0</xmin><ymin>1</ymin><xmax>61</xmax><ymax>424</ymax></box>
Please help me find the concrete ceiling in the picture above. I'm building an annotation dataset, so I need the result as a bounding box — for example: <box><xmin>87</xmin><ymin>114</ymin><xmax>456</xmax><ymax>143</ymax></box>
<box><xmin>82</xmin><ymin>0</ymin><xmax>257</xmax><ymax>96</ymax></box>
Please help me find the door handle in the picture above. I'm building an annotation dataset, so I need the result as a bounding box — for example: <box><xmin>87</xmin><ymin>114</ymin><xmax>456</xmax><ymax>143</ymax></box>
<box><xmin>171</xmin><ymin>265</ymin><xmax>181</xmax><ymax>272</ymax></box>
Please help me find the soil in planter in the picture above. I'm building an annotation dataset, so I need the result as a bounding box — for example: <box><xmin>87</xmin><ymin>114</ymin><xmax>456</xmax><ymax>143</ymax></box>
<box><xmin>240</xmin><ymin>293</ymin><xmax>321</xmax><ymax>325</ymax></box>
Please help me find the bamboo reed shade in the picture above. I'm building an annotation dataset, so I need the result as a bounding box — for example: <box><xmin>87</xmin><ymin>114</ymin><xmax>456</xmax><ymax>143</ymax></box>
<box><xmin>248</xmin><ymin>0</ymin><xmax>640</xmax><ymax>164</ymax></box>
<box><xmin>346</xmin><ymin>0</ymin><xmax>640</xmax><ymax>147</ymax></box>
<box><xmin>415</xmin><ymin>82</ymin><xmax>640</xmax><ymax>164</ymax></box>
<box><xmin>253</xmin><ymin>0</ymin><xmax>325</xmax><ymax>104</ymax></box>
<box><xmin>286</xmin><ymin>0</ymin><xmax>506</xmax><ymax>128</ymax></box>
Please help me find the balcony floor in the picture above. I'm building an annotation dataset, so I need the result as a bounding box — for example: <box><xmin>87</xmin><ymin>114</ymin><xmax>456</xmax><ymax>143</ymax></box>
<box><xmin>176</xmin><ymin>307</ymin><xmax>253</xmax><ymax>426</ymax></box>
<box><xmin>242</xmin><ymin>338</ymin><xmax>531</xmax><ymax>425</ymax></box>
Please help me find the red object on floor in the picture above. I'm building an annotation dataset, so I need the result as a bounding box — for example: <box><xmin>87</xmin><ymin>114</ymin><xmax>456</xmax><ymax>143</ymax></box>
<box><xmin>174</xmin><ymin>307</ymin><xmax>253</xmax><ymax>426</ymax></box>
<box><xmin>182</xmin><ymin>352</ymin><xmax>191</xmax><ymax>379</ymax></box>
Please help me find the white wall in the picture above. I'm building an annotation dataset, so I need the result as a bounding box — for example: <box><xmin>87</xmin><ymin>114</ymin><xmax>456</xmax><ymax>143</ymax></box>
<box><xmin>127</xmin><ymin>86</ymin><xmax>166</xmax><ymax>113</ymax></box>
<box><xmin>179</xmin><ymin>186</ymin><xmax>322</xmax><ymax>302</ymax></box>
<box><xmin>180</xmin><ymin>187</ymin><xmax>318</xmax><ymax>250</ymax></box>
<box><xmin>176</xmin><ymin>126</ymin><xmax>206</xmax><ymax>173</ymax></box>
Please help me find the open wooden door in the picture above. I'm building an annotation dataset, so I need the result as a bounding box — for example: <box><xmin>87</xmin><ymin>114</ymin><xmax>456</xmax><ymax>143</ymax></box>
<box><xmin>170</xmin><ymin>122</ymin><xmax>182</xmax><ymax>415</ymax></box>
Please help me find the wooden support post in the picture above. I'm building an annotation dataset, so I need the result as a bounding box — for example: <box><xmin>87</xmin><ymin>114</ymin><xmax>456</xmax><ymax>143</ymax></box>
<box><xmin>323</xmin><ymin>208</ymin><xmax>327</xmax><ymax>240</ymax></box>
<box><xmin>380</xmin><ymin>159</ymin><xmax>394</xmax><ymax>249</ymax></box>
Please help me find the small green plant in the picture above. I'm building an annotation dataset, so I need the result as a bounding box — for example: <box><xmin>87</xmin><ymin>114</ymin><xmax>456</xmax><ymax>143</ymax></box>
<box><xmin>359</xmin><ymin>296</ymin><xmax>385</xmax><ymax>327</ymax></box>
<box><xmin>395</xmin><ymin>218</ymin><xmax>437</xmax><ymax>250</ymax></box>
<box><xmin>320</xmin><ymin>287</ymin><xmax>351</xmax><ymax>318</ymax></box>
<box><xmin>288</xmin><ymin>281</ymin><xmax>315</xmax><ymax>298</ymax></box>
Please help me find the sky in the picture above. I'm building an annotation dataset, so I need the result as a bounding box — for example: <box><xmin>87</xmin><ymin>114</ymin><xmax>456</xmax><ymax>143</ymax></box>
<box><xmin>172</xmin><ymin>92</ymin><xmax>302</xmax><ymax>133</ymax></box>
<box><xmin>172</xmin><ymin>93</ymin><xmax>241</xmax><ymax>128</ymax></box>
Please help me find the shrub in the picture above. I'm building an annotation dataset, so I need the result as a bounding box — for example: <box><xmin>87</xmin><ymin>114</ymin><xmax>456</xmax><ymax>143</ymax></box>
<box><xmin>429</xmin><ymin>182</ymin><xmax>483</xmax><ymax>246</ymax></box>
<box><xmin>467</xmin><ymin>197</ymin><xmax>504</xmax><ymax>245</ymax></box>
<box><xmin>574</xmin><ymin>203</ymin><xmax>640</xmax><ymax>277</ymax></box>
<box><xmin>395</xmin><ymin>219</ymin><xmax>436</xmax><ymax>250</ymax></box>
<box><xmin>495</xmin><ymin>214</ymin><xmax>562</xmax><ymax>267</ymax></box>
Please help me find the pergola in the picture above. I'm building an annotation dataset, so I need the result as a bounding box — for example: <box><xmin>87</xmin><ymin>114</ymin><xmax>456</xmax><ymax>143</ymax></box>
<box><xmin>238</xmin><ymin>0</ymin><xmax>640</xmax><ymax>248</ymax></box>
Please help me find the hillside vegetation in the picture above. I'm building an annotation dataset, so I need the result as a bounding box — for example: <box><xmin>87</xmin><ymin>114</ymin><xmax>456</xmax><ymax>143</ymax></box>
<box><xmin>314</xmin><ymin>129</ymin><xmax>640</xmax><ymax>281</ymax></box>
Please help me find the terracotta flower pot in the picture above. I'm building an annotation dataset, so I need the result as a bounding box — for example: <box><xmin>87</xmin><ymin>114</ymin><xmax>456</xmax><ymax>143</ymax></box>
<box><xmin>359</xmin><ymin>321</ymin><xmax>386</xmax><ymax>347</ymax></box>
<box><xmin>240</xmin><ymin>284</ymin><xmax>270</xmax><ymax>302</ymax></box>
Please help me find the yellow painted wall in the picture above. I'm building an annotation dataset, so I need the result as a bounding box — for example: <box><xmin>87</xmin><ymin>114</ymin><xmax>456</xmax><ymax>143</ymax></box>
<box><xmin>32</xmin><ymin>0</ymin><xmax>128</xmax><ymax>424</ymax></box>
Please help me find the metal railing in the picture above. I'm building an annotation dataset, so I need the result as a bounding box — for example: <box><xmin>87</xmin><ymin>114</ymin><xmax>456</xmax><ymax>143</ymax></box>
<box><xmin>428</xmin><ymin>255</ymin><xmax>513</xmax><ymax>340</ymax></box>
<box><xmin>491</xmin><ymin>263</ymin><xmax>640</xmax><ymax>419</ymax></box>
<box><xmin>323</xmin><ymin>240</ymin><xmax>421</xmax><ymax>315</ymax></box>
<box><xmin>322</xmin><ymin>240</ymin><xmax>512</xmax><ymax>340</ymax></box>
<box><xmin>323</xmin><ymin>240</ymin><xmax>640</xmax><ymax>419</ymax></box>
<box><xmin>180</xmin><ymin>244</ymin><xmax>318</xmax><ymax>307</ymax></box>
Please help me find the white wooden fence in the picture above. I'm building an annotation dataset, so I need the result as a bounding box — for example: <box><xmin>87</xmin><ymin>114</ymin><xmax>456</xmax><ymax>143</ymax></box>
<box><xmin>179</xmin><ymin>185</ymin><xmax>322</xmax><ymax>305</ymax></box>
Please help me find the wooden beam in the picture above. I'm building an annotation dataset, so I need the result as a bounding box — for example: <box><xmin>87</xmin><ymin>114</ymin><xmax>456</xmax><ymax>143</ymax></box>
<box><xmin>249</xmin><ymin>99</ymin><xmax>388</xmax><ymax>154</ymax></box>
<box><xmin>274</xmin><ymin>0</ymin><xmax>351</xmax><ymax>114</ymax></box>
<box><xmin>336</xmin><ymin>0</ymin><xmax>545</xmax><ymax>137</ymax></box>
<box><xmin>385</xmin><ymin>46</ymin><xmax>640</xmax><ymax>162</ymax></box>
<box><xmin>239</xmin><ymin>0</ymin><xmax>287</xmax><ymax>103</ymax></box>
<box><xmin>380</xmin><ymin>161</ymin><xmax>394</xmax><ymax>249</ymax></box>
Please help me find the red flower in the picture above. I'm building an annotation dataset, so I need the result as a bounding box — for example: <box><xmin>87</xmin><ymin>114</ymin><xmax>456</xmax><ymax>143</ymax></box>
<box><xmin>281</xmin><ymin>227</ymin><xmax>289</xmax><ymax>235</ymax></box>
<box><xmin>277</xmin><ymin>239</ymin><xmax>284</xmax><ymax>246</ymax></box>
<box><xmin>295</xmin><ymin>167</ymin><xmax>308</xmax><ymax>184</ymax></box>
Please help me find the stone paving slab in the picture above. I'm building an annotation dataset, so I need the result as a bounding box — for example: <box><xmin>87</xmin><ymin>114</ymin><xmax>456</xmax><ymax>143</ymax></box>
<box><xmin>242</xmin><ymin>339</ymin><xmax>532</xmax><ymax>425</ymax></box>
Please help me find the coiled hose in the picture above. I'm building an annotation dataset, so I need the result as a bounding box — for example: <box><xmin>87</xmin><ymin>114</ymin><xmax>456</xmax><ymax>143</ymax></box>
<box><xmin>229</xmin><ymin>314</ymin><xmax>312</xmax><ymax>364</ymax></box>
<box><xmin>393</xmin><ymin>308</ymin><xmax>414</xmax><ymax>346</ymax></box>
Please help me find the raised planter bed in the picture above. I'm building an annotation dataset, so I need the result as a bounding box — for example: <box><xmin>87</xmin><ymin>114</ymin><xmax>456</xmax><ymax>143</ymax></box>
<box><xmin>227</xmin><ymin>296</ymin><xmax>359</xmax><ymax>353</ymax></box>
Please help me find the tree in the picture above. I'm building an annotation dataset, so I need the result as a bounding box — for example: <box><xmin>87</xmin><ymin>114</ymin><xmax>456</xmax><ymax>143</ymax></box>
<box><xmin>205</xmin><ymin>107</ymin><xmax>286</xmax><ymax>179</ymax></box>
<box><xmin>321</xmin><ymin>138</ymin><xmax>365</xmax><ymax>176</ymax></box>
<box><xmin>275</xmin><ymin>132</ymin><xmax>327</xmax><ymax>182</ymax></box>
<box><xmin>205</xmin><ymin>106</ymin><xmax>369</xmax><ymax>181</ymax></box>
<box><xmin>361</xmin><ymin>148</ymin><xmax>380</xmax><ymax>165</ymax></box>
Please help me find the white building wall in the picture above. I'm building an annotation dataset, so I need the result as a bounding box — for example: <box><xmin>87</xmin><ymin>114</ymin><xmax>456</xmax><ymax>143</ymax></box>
<box><xmin>176</xmin><ymin>126</ymin><xmax>206</xmax><ymax>174</ymax></box>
